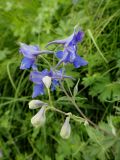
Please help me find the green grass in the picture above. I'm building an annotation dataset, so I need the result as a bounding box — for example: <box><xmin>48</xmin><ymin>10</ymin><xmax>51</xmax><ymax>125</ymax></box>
<box><xmin>0</xmin><ymin>0</ymin><xmax>120</xmax><ymax>159</ymax></box>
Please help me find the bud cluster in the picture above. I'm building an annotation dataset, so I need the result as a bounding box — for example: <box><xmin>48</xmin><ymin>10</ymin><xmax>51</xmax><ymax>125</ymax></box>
<box><xmin>29</xmin><ymin>100</ymin><xmax>71</xmax><ymax>139</ymax></box>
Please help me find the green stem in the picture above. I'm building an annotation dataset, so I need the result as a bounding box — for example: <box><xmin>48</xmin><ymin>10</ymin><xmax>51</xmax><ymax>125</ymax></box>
<box><xmin>46</xmin><ymin>106</ymin><xmax>85</xmax><ymax>123</ymax></box>
<box><xmin>60</xmin><ymin>81</ymin><xmax>97</xmax><ymax>128</ymax></box>
<box><xmin>47</xmin><ymin>88</ymin><xmax>53</xmax><ymax>107</ymax></box>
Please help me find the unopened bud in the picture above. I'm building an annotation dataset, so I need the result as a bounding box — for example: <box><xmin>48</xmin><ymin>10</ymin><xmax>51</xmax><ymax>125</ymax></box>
<box><xmin>31</xmin><ymin>106</ymin><xmax>46</xmax><ymax>128</ymax></box>
<box><xmin>60</xmin><ymin>117</ymin><xmax>71</xmax><ymax>139</ymax></box>
<box><xmin>42</xmin><ymin>76</ymin><xmax>51</xmax><ymax>88</ymax></box>
<box><xmin>29</xmin><ymin>100</ymin><xmax>48</xmax><ymax>109</ymax></box>
<box><xmin>84</xmin><ymin>120</ymin><xmax>89</xmax><ymax>126</ymax></box>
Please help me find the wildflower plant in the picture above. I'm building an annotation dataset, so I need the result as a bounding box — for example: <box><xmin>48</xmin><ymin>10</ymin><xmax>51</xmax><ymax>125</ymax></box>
<box><xmin>18</xmin><ymin>26</ymin><xmax>91</xmax><ymax>139</ymax></box>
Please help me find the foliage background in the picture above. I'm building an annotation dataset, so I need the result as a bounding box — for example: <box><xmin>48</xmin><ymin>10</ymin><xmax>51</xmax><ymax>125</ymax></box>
<box><xmin>0</xmin><ymin>0</ymin><xmax>120</xmax><ymax>159</ymax></box>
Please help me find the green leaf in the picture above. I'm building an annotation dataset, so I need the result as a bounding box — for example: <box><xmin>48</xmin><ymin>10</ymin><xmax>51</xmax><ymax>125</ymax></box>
<box><xmin>115</xmin><ymin>140</ymin><xmax>120</xmax><ymax>160</ymax></box>
<box><xmin>73</xmin><ymin>79</ymin><xmax>80</xmax><ymax>97</ymax></box>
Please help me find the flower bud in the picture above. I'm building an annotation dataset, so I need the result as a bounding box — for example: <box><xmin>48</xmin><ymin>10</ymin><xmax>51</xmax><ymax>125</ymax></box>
<box><xmin>60</xmin><ymin>117</ymin><xmax>71</xmax><ymax>139</ymax></box>
<box><xmin>84</xmin><ymin>120</ymin><xmax>89</xmax><ymax>126</ymax></box>
<box><xmin>31</xmin><ymin>106</ymin><xmax>46</xmax><ymax>128</ymax></box>
<box><xmin>42</xmin><ymin>76</ymin><xmax>51</xmax><ymax>88</ymax></box>
<box><xmin>29</xmin><ymin>100</ymin><xmax>47</xmax><ymax>109</ymax></box>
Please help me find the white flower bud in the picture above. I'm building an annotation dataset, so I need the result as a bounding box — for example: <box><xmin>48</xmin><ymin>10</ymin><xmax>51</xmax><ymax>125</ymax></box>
<box><xmin>42</xmin><ymin>76</ymin><xmax>51</xmax><ymax>89</ymax></box>
<box><xmin>60</xmin><ymin>117</ymin><xmax>71</xmax><ymax>139</ymax></box>
<box><xmin>31</xmin><ymin>106</ymin><xmax>46</xmax><ymax>128</ymax></box>
<box><xmin>29</xmin><ymin>100</ymin><xmax>47</xmax><ymax>109</ymax></box>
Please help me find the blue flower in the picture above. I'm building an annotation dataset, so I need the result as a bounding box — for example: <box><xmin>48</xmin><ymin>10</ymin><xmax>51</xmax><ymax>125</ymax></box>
<box><xmin>19</xmin><ymin>43</ymin><xmax>40</xmax><ymax>70</ymax></box>
<box><xmin>30</xmin><ymin>69</ymin><xmax>72</xmax><ymax>98</ymax></box>
<box><xmin>19</xmin><ymin>43</ymin><xmax>54</xmax><ymax>70</ymax></box>
<box><xmin>46</xmin><ymin>30</ymin><xmax>88</xmax><ymax>68</ymax></box>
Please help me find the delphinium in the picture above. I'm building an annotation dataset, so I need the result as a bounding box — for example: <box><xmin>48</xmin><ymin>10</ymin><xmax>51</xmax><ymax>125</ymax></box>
<box><xmin>18</xmin><ymin>27</ymin><xmax>91</xmax><ymax>139</ymax></box>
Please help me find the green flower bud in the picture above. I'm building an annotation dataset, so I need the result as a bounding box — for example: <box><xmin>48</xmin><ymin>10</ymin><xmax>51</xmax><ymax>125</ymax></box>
<box><xmin>60</xmin><ymin>117</ymin><xmax>71</xmax><ymax>139</ymax></box>
<box><xmin>31</xmin><ymin>106</ymin><xmax>46</xmax><ymax>128</ymax></box>
<box><xmin>29</xmin><ymin>100</ymin><xmax>48</xmax><ymax>109</ymax></box>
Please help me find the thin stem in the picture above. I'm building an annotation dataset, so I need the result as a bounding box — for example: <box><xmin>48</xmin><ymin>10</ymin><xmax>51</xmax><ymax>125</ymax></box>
<box><xmin>60</xmin><ymin>82</ymin><xmax>115</xmax><ymax>135</ymax></box>
<box><xmin>46</xmin><ymin>106</ymin><xmax>85</xmax><ymax>123</ymax></box>
<box><xmin>60</xmin><ymin>82</ymin><xmax>97</xmax><ymax>128</ymax></box>
<box><xmin>38</xmin><ymin>50</ymin><xmax>55</xmax><ymax>54</ymax></box>
<box><xmin>38</xmin><ymin>55</ymin><xmax>52</xmax><ymax>68</ymax></box>
<box><xmin>47</xmin><ymin>88</ymin><xmax>53</xmax><ymax>107</ymax></box>
<box><xmin>46</xmin><ymin>106</ymin><xmax>66</xmax><ymax>115</ymax></box>
<box><xmin>72</xmin><ymin>99</ymin><xmax>97</xmax><ymax>127</ymax></box>
<box><xmin>45</xmin><ymin>85</ymin><xmax>113</xmax><ymax>135</ymax></box>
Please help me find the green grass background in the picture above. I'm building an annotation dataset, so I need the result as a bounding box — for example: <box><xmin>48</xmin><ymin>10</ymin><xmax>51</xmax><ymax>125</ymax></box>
<box><xmin>0</xmin><ymin>0</ymin><xmax>120</xmax><ymax>159</ymax></box>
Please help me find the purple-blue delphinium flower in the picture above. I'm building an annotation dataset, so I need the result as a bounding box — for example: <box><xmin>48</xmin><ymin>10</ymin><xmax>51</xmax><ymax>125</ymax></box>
<box><xmin>30</xmin><ymin>69</ymin><xmax>72</xmax><ymax>98</ymax></box>
<box><xmin>19</xmin><ymin>43</ymin><xmax>54</xmax><ymax>70</ymax></box>
<box><xmin>46</xmin><ymin>30</ymin><xmax>88</xmax><ymax>68</ymax></box>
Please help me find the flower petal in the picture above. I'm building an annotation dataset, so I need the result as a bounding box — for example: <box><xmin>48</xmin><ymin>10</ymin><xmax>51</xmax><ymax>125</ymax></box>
<box><xmin>30</xmin><ymin>71</ymin><xmax>43</xmax><ymax>84</ymax></box>
<box><xmin>75</xmin><ymin>31</ymin><xmax>84</xmax><ymax>43</ymax></box>
<box><xmin>51</xmin><ymin>68</ymin><xmax>73</xmax><ymax>80</ymax></box>
<box><xmin>55</xmin><ymin>50</ymin><xmax>64</xmax><ymax>59</ymax></box>
<box><xmin>30</xmin><ymin>69</ymin><xmax>50</xmax><ymax>85</ymax></box>
<box><xmin>66</xmin><ymin>46</ymin><xmax>76</xmax><ymax>62</ymax></box>
<box><xmin>55</xmin><ymin>50</ymin><xmax>69</xmax><ymax>67</ymax></box>
<box><xmin>20</xmin><ymin>57</ymin><xmax>34</xmax><ymax>70</ymax></box>
<box><xmin>32</xmin><ymin>84</ymin><xmax>44</xmax><ymax>98</ymax></box>
<box><xmin>19</xmin><ymin>43</ymin><xmax>40</xmax><ymax>58</ymax></box>
<box><xmin>73</xmin><ymin>55</ymin><xmax>88</xmax><ymax>68</ymax></box>
<box><xmin>41</xmin><ymin>69</ymin><xmax>49</xmax><ymax>76</ymax></box>
<box><xmin>63</xmin><ymin>52</ymin><xmax>71</xmax><ymax>63</ymax></box>
<box><xmin>51</xmin><ymin>79</ymin><xmax>59</xmax><ymax>91</ymax></box>
<box><xmin>32</xmin><ymin>63</ymin><xmax>38</xmax><ymax>71</ymax></box>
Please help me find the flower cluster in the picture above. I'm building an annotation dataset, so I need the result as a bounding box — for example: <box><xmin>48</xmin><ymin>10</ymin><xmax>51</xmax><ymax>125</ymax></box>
<box><xmin>19</xmin><ymin>28</ymin><xmax>88</xmax><ymax>139</ymax></box>
<box><xmin>29</xmin><ymin>100</ymin><xmax>71</xmax><ymax>139</ymax></box>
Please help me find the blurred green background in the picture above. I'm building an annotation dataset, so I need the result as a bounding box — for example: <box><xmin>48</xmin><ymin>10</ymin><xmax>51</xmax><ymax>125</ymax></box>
<box><xmin>0</xmin><ymin>0</ymin><xmax>120</xmax><ymax>159</ymax></box>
